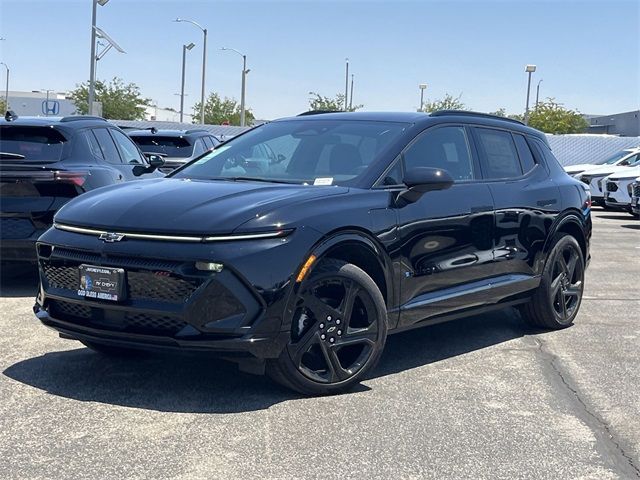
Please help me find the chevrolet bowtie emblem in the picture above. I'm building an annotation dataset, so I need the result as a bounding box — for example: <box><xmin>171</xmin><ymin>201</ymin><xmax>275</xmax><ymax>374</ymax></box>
<box><xmin>99</xmin><ymin>232</ymin><xmax>125</xmax><ymax>242</ymax></box>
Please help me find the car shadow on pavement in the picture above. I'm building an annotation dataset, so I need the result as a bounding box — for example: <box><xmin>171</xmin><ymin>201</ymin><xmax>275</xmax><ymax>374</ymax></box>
<box><xmin>0</xmin><ymin>266</ymin><xmax>39</xmax><ymax>298</ymax></box>
<box><xmin>621</xmin><ymin>223</ymin><xmax>639</xmax><ymax>230</ymax></box>
<box><xmin>3</xmin><ymin>308</ymin><xmax>536</xmax><ymax>413</ymax></box>
<box><xmin>597</xmin><ymin>214</ymin><xmax>636</xmax><ymax>221</ymax></box>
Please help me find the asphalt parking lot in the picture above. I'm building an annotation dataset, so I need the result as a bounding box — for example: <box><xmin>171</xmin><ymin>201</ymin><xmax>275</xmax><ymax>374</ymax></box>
<box><xmin>0</xmin><ymin>209</ymin><xmax>638</xmax><ymax>480</ymax></box>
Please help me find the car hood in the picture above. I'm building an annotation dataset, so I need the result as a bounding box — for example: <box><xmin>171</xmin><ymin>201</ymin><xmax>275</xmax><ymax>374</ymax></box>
<box><xmin>607</xmin><ymin>167</ymin><xmax>640</xmax><ymax>181</ymax></box>
<box><xmin>55</xmin><ymin>177</ymin><xmax>348</xmax><ymax>235</ymax></box>
<box><xmin>580</xmin><ymin>165</ymin><xmax>635</xmax><ymax>177</ymax></box>
<box><xmin>565</xmin><ymin>164</ymin><xmax>598</xmax><ymax>174</ymax></box>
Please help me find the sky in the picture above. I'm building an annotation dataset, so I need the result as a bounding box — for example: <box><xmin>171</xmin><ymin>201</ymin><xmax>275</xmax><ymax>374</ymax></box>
<box><xmin>0</xmin><ymin>0</ymin><xmax>638</xmax><ymax>120</ymax></box>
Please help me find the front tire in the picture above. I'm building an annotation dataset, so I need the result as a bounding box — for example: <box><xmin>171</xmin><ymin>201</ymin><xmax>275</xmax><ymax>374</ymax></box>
<box><xmin>267</xmin><ymin>259</ymin><xmax>387</xmax><ymax>395</ymax></box>
<box><xmin>521</xmin><ymin>234</ymin><xmax>585</xmax><ymax>329</ymax></box>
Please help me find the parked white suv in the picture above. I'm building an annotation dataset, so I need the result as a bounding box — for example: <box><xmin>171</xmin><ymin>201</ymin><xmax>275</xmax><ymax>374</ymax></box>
<box><xmin>576</xmin><ymin>153</ymin><xmax>640</xmax><ymax>207</ymax></box>
<box><xmin>603</xmin><ymin>167</ymin><xmax>640</xmax><ymax>213</ymax></box>
<box><xmin>565</xmin><ymin>147</ymin><xmax>640</xmax><ymax>176</ymax></box>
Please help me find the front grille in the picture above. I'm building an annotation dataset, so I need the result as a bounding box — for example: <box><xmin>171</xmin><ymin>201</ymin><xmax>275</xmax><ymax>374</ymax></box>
<box><xmin>606</xmin><ymin>182</ymin><xmax>618</xmax><ymax>192</ymax></box>
<box><xmin>41</xmin><ymin>259</ymin><xmax>200</xmax><ymax>304</ymax></box>
<box><xmin>580</xmin><ymin>176</ymin><xmax>591</xmax><ymax>185</ymax></box>
<box><xmin>1</xmin><ymin>218</ymin><xmax>35</xmax><ymax>239</ymax></box>
<box><xmin>49</xmin><ymin>299</ymin><xmax>187</xmax><ymax>336</ymax></box>
<box><xmin>632</xmin><ymin>183</ymin><xmax>640</xmax><ymax>198</ymax></box>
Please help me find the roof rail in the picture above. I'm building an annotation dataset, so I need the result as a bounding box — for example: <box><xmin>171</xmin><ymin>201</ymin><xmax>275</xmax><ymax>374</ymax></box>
<box><xmin>60</xmin><ymin>115</ymin><xmax>107</xmax><ymax>123</ymax></box>
<box><xmin>430</xmin><ymin>110</ymin><xmax>524</xmax><ymax>126</ymax></box>
<box><xmin>184</xmin><ymin>128</ymin><xmax>209</xmax><ymax>134</ymax></box>
<box><xmin>297</xmin><ymin>110</ymin><xmax>342</xmax><ymax>116</ymax></box>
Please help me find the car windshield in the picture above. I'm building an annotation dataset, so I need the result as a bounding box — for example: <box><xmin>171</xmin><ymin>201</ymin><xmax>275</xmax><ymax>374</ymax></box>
<box><xmin>172</xmin><ymin>120</ymin><xmax>408</xmax><ymax>185</ymax></box>
<box><xmin>130</xmin><ymin>135</ymin><xmax>194</xmax><ymax>158</ymax></box>
<box><xmin>0</xmin><ymin>126</ymin><xmax>67</xmax><ymax>162</ymax></box>
<box><xmin>596</xmin><ymin>150</ymin><xmax>634</xmax><ymax>165</ymax></box>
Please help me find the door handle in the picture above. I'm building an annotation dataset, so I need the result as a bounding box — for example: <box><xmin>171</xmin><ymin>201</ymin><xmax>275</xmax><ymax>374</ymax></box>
<box><xmin>537</xmin><ymin>199</ymin><xmax>557</xmax><ymax>207</ymax></box>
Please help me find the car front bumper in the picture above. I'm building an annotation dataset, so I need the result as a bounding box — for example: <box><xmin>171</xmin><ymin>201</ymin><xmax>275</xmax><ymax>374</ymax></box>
<box><xmin>33</xmin><ymin>226</ymin><xmax>321</xmax><ymax>359</ymax></box>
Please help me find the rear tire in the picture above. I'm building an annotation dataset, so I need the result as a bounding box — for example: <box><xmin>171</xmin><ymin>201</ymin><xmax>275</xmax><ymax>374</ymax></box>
<box><xmin>267</xmin><ymin>259</ymin><xmax>387</xmax><ymax>396</ymax></box>
<box><xmin>521</xmin><ymin>234</ymin><xmax>585</xmax><ymax>329</ymax></box>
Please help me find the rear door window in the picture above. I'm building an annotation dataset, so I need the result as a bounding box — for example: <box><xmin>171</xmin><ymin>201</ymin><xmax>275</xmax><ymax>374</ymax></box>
<box><xmin>513</xmin><ymin>134</ymin><xmax>536</xmax><ymax>173</ymax></box>
<box><xmin>0</xmin><ymin>126</ymin><xmax>67</xmax><ymax>162</ymax></box>
<box><xmin>110</xmin><ymin>129</ymin><xmax>146</xmax><ymax>164</ymax></box>
<box><xmin>85</xmin><ymin>130</ymin><xmax>104</xmax><ymax>160</ymax></box>
<box><xmin>474</xmin><ymin>128</ymin><xmax>523</xmax><ymax>179</ymax></box>
<box><xmin>93</xmin><ymin>128</ymin><xmax>122</xmax><ymax>164</ymax></box>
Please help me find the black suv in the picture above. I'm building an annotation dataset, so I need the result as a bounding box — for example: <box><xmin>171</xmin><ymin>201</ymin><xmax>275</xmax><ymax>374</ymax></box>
<box><xmin>0</xmin><ymin>115</ymin><xmax>164</xmax><ymax>264</ymax></box>
<box><xmin>34</xmin><ymin>111</ymin><xmax>591</xmax><ymax>395</ymax></box>
<box><xmin>126</xmin><ymin>128</ymin><xmax>220</xmax><ymax>173</ymax></box>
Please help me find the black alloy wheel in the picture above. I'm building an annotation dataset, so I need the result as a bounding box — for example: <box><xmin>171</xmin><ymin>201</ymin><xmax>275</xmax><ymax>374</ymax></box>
<box><xmin>268</xmin><ymin>259</ymin><xmax>387</xmax><ymax>395</ymax></box>
<box><xmin>521</xmin><ymin>234</ymin><xmax>585</xmax><ymax>329</ymax></box>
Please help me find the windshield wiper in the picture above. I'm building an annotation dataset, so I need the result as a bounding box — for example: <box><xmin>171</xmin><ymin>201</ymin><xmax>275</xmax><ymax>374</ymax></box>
<box><xmin>224</xmin><ymin>176</ymin><xmax>299</xmax><ymax>184</ymax></box>
<box><xmin>0</xmin><ymin>152</ymin><xmax>26</xmax><ymax>160</ymax></box>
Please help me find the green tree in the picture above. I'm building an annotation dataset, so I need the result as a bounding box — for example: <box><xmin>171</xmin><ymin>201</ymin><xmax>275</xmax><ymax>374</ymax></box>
<box><xmin>0</xmin><ymin>97</ymin><xmax>6</xmax><ymax>113</ymax></box>
<box><xmin>422</xmin><ymin>93</ymin><xmax>466</xmax><ymax>113</ymax></box>
<box><xmin>192</xmin><ymin>92</ymin><xmax>255</xmax><ymax>126</ymax></box>
<box><xmin>527</xmin><ymin>98</ymin><xmax>589</xmax><ymax>134</ymax></box>
<box><xmin>70</xmin><ymin>77</ymin><xmax>151</xmax><ymax>120</ymax></box>
<box><xmin>308</xmin><ymin>91</ymin><xmax>363</xmax><ymax>112</ymax></box>
<box><xmin>489</xmin><ymin>108</ymin><xmax>507</xmax><ymax>117</ymax></box>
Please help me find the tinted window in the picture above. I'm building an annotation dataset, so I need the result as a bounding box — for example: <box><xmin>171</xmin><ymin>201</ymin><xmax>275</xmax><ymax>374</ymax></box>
<box><xmin>403</xmin><ymin>126</ymin><xmax>474</xmax><ymax>181</ymax></box>
<box><xmin>377</xmin><ymin>160</ymin><xmax>403</xmax><ymax>186</ymax></box>
<box><xmin>475</xmin><ymin>128</ymin><xmax>522</xmax><ymax>179</ymax></box>
<box><xmin>0</xmin><ymin>126</ymin><xmax>67</xmax><ymax>162</ymax></box>
<box><xmin>202</xmin><ymin>136</ymin><xmax>214</xmax><ymax>149</ymax></box>
<box><xmin>513</xmin><ymin>134</ymin><xmax>536</xmax><ymax>173</ymax></box>
<box><xmin>174</xmin><ymin>120</ymin><xmax>407</xmax><ymax>184</ymax></box>
<box><xmin>130</xmin><ymin>135</ymin><xmax>194</xmax><ymax>158</ymax></box>
<box><xmin>110</xmin><ymin>129</ymin><xmax>145</xmax><ymax>164</ymax></box>
<box><xmin>192</xmin><ymin>138</ymin><xmax>206</xmax><ymax>157</ymax></box>
<box><xmin>85</xmin><ymin>131</ymin><xmax>104</xmax><ymax>160</ymax></box>
<box><xmin>93</xmin><ymin>128</ymin><xmax>121</xmax><ymax>164</ymax></box>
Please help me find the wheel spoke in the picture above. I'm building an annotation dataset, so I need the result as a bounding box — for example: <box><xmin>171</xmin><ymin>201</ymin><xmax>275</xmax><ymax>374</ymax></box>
<box><xmin>566</xmin><ymin>252</ymin><xmax>579</xmax><ymax>280</ymax></box>
<box><xmin>556</xmin><ymin>252</ymin><xmax>569</xmax><ymax>275</ymax></box>
<box><xmin>340</xmin><ymin>280</ymin><xmax>359</xmax><ymax>325</ymax></box>
<box><xmin>550</xmin><ymin>275</ymin><xmax>563</xmax><ymax>300</ymax></box>
<box><xmin>338</xmin><ymin>326</ymin><xmax>377</xmax><ymax>347</ymax></box>
<box><xmin>560</xmin><ymin>293</ymin><xmax>568</xmax><ymax>319</ymax></box>
<box><xmin>564</xmin><ymin>284</ymin><xmax>582</xmax><ymax>298</ymax></box>
<box><xmin>301</xmin><ymin>294</ymin><xmax>341</xmax><ymax>322</ymax></box>
<box><xmin>319</xmin><ymin>341</ymin><xmax>349</xmax><ymax>382</ymax></box>
<box><xmin>289</xmin><ymin>328</ymin><xmax>320</xmax><ymax>366</ymax></box>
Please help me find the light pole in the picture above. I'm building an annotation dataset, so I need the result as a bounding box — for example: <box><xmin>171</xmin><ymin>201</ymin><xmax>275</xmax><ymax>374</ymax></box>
<box><xmin>349</xmin><ymin>74</ymin><xmax>354</xmax><ymax>111</ymax></box>
<box><xmin>179</xmin><ymin>42</ymin><xmax>195</xmax><ymax>123</ymax></box>
<box><xmin>221</xmin><ymin>47</ymin><xmax>249</xmax><ymax>126</ymax></box>
<box><xmin>175</xmin><ymin>18</ymin><xmax>207</xmax><ymax>124</ymax></box>
<box><xmin>42</xmin><ymin>89</ymin><xmax>54</xmax><ymax>116</ymax></box>
<box><xmin>88</xmin><ymin>0</ymin><xmax>110</xmax><ymax>115</ymax></box>
<box><xmin>524</xmin><ymin>64</ymin><xmax>536</xmax><ymax>125</ymax></box>
<box><xmin>344</xmin><ymin>58</ymin><xmax>349</xmax><ymax>111</ymax></box>
<box><xmin>535</xmin><ymin>78</ymin><xmax>543</xmax><ymax>108</ymax></box>
<box><xmin>418</xmin><ymin>83</ymin><xmax>427</xmax><ymax>112</ymax></box>
<box><xmin>0</xmin><ymin>62</ymin><xmax>9</xmax><ymax>110</ymax></box>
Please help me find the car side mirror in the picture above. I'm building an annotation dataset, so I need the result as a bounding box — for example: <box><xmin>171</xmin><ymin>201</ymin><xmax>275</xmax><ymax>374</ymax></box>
<box><xmin>397</xmin><ymin>167</ymin><xmax>454</xmax><ymax>205</ymax></box>
<box><xmin>144</xmin><ymin>153</ymin><xmax>165</xmax><ymax>169</ymax></box>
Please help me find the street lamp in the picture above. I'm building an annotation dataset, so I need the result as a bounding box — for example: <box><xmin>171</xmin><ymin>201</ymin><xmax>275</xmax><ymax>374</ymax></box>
<box><xmin>88</xmin><ymin>0</ymin><xmax>112</xmax><ymax>115</ymax></box>
<box><xmin>535</xmin><ymin>78</ymin><xmax>543</xmax><ymax>108</ymax></box>
<box><xmin>175</xmin><ymin>18</ymin><xmax>208</xmax><ymax>124</ymax></box>
<box><xmin>418</xmin><ymin>83</ymin><xmax>427</xmax><ymax>112</ymax></box>
<box><xmin>221</xmin><ymin>47</ymin><xmax>250</xmax><ymax>126</ymax></box>
<box><xmin>524</xmin><ymin>64</ymin><xmax>537</xmax><ymax>125</ymax></box>
<box><xmin>344</xmin><ymin>58</ymin><xmax>349</xmax><ymax>111</ymax></box>
<box><xmin>349</xmin><ymin>74</ymin><xmax>354</xmax><ymax>111</ymax></box>
<box><xmin>179</xmin><ymin>42</ymin><xmax>196</xmax><ymax>123</ymax></box>
<box><xmin>0</xmin><ymin>62</ymin><xmax>9</xmax><ymax>110</ymax></box>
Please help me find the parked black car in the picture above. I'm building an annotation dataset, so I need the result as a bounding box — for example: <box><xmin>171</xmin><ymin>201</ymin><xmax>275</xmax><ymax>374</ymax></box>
<box><xmin>0</xmin><ymin>115</ymin><xmax>164</xmax><ymax>264</ymax></box>
<box><xmin>126</xmin><ymin>128</ymin><xmax>220</xmax><ymax>173</ymax></box>
<box><xmin>34</xmin><ymin>111</ymin><xmax>591</xmax><ymax>395</ymax></box>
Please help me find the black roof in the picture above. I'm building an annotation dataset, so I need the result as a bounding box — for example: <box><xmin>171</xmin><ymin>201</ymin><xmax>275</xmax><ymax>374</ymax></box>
<box><xmin>274</xmin><ymin>110</ymin><xmax>545</xmax><ymax>139</ymax></box>
<box><xmin>0</xmin><ymin>115</ymin><xmax>109</xmax><ymax>129</ymax></box>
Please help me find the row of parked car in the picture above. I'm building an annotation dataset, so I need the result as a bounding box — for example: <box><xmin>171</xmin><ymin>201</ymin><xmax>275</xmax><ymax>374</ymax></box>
<box><xmin>564</xmin><ymin>147</ymin><xmax>640</xmax><ymax>217</ymax></box>
<box><xmin>0</xmin><ymin>113</ymin><xmax>227</xmax><ymax>264</ymax></box>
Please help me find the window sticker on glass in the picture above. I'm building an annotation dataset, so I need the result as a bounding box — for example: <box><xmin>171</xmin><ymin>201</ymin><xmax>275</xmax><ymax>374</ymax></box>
<box><xmin>313</xmin><ymin>177</ymin><xmax>334</xmax><ymax>186</ymax></box>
